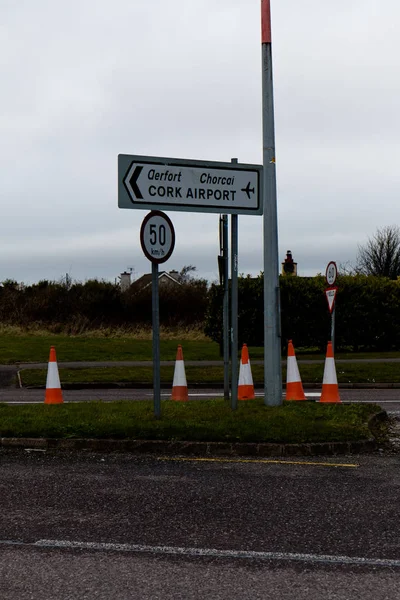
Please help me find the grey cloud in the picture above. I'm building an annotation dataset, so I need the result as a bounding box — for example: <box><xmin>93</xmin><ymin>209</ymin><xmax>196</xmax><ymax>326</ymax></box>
<box><xmin>1</xmin><ymin>0</ymin><xmax>399</xmax><ymax>284</ymax></box>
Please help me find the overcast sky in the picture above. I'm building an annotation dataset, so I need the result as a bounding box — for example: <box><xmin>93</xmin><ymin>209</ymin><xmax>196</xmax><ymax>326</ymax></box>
<box><xmin>1</xmin><ymin>0</ymin><xmax>399</xmax><ymax>284</ymax></box>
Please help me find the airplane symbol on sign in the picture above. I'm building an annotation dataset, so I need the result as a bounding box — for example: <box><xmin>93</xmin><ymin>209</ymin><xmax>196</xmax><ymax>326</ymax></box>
<box><xmin>241</xmin><ymin>182</ymin><xmax>255</xmax><ymax>199</ymax></box>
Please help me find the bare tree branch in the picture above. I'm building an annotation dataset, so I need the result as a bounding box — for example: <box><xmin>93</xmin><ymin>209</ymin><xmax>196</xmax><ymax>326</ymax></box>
<box><xmin>178</xmin><ymin>265</ymin><xmax>197</xmax><ymax>283</ymax></box>
<box><xmin>356</xmin><ymin>225</ymin><xmax>400</xmax><ymax>279</ymax></box>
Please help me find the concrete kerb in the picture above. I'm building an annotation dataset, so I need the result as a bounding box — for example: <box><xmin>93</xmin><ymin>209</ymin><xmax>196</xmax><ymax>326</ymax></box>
<box><xmin>0</xmin><ymin>421</ymin><xmax>385</xmax><ymax>458</ymax></box>
<box><xmin>0</xmin><ymin>410</ymin><xmax>387</xmax><ymax>457</ymax></box>
<box><xmin>0</xmin><ymin>437</ymin><xmax>378</xmax><ymax>456</ymax></box>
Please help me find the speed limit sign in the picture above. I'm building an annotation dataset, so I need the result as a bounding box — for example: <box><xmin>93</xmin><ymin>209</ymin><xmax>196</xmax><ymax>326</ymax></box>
<box><xmin>140</xmin><ymin>211</ymin><xmax>175</xmax><ymax>264</ymax></box>
<box><xmin>325</xmin><ymin>261</ymin><xmax>337</xmax><ymax>286</ymax></box>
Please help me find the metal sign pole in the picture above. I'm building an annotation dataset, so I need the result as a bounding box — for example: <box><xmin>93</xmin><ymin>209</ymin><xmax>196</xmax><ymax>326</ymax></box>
<box><xmin>222</xmin><ymin>214</ymin><xmax>230</xmax><ymax>401</ymax></box>
<box><xmin>230</xmin><ymin>158</ymin><xmax>239</xmax><ymax>411</ymax></box>
<box><xmin>262</xmin><ymin>0</ymin><xmax>282</xmax><ymax>406</ymax></box>
<box><xmin>231</xmin><ymin>214</ymin><xmax>238</xmax><ymax>411</ymax></box>
<box><xmin>331</xmin><ymin>307</ymin><xmax>336</xmax><ymax>353</ymax></box>
<box><xmin>139</xmin><ymin>211</ymin><xmax>175</xmax><ymax>419</ymax></box>
<box><xmin>325</xmin><ymin>262</ymin><xmax>338</xmax><ymax>354</ymax></box>
<box><xmin>152</xmin><ymin>261</ymin><xmax>161</xmax><ymax>418</ymax></box>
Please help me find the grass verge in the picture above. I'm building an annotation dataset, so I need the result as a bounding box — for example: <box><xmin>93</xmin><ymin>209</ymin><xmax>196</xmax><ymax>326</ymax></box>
<box><xmin>0</xmin><ymin>336</ymin><xmax>222</xmax><ymax>364</ymax></box>
<box><xmin>0</xmin><ymin>400</ymin><xmax>380</xmax><ymax>444</ymax></box>
<box><xmin>3</xmin><ymin>331</ymin><xmax>400</xmax><ymax>364</ymax></box>
<box><xmin>20</xmin><ymin>362</ymin><xmax>400</xmax><ymax>386</ymax></box>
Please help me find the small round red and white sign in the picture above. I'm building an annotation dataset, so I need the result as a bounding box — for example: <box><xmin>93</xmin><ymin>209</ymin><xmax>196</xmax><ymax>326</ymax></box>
<box><xmin>140</xmin><ymin>211</ymin><xmax>175</xmax><ymax>264</ymax></box>
<box><xmin>325</xmin><ymin>261</ymin><xmax>337</xmax><ymax>287</ymax></box>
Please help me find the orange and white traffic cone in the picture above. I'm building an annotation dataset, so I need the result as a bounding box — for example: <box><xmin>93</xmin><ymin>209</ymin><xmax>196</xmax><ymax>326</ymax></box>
<box><xmin>286</xmin><ymin>340</ymin><xmax>306</xmax><ymax>401</ymax></box>
<box><xmin>171</xmin><ymin>345</ymin><xmax>188</xmax><ymax>401</ymax></box>
<box><xmin>319</xmin><ymin>341</ymin><xmax>341</xmax><ymax>403</ymax></box>
<box><xmin>238</xmin><ymin>343</ymin><xmax>255</xmax><ymax>400</ymax></box>
<box><xmin>44</xmin><ymin>346</ymin><xmax>64</xmax><ymax>404</ymax></box>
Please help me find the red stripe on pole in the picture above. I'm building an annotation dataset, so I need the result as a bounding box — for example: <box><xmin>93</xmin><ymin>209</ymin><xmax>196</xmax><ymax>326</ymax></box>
<box><xmin>261</xmin><ymin>0</ymin><xmax>272</xmax><ymax>43</ymax></box>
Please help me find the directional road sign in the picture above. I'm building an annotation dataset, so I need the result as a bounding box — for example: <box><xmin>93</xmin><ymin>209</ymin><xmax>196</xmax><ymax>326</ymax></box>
<box><xmin>140</xmin><ymin>211</ymin><xmax>175</xmax><ymax>264</ymax></box>
<box><xmin>118</xmin><ymin>154</ymin><xmax>263</xmax><ymax>215</ymax></box>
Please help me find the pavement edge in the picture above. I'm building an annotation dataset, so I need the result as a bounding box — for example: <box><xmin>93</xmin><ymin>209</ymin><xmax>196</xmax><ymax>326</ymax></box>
<box><xmin>0</xmin><ymin>410</ymin><xmax>387</xmax><ymax>457</ymax></box>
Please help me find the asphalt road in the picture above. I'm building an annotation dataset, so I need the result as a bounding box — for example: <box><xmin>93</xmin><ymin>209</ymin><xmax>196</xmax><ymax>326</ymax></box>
<box><xmin>1</xmin><ymin>387</ymin><xmax>400</xmax><ymax>413</ymax></box>
<box><xmin>11</xmin><ymin>357</ymin><xmax>400</xmax><ymax>369</ymax></box>
<box><xmin>1</xmin><ymin>452</ymin><xmax>400</xmax><ymax>599</ymax></box>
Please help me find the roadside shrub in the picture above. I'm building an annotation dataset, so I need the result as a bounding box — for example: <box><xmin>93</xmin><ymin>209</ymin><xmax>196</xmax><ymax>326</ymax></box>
<box><xmin>0</xmin><ymin>277</ymin><xmax>209</xmax><ymax>332</ymax></box>
<box><xmin>3</xmin><ymin>273</ymin><xmax>400</xmax><ymax>352</ymax></box>
<box><xmin>205</xmin><ymin>273</ymin><xmax>400</xmax><ymax>353</ymax></box>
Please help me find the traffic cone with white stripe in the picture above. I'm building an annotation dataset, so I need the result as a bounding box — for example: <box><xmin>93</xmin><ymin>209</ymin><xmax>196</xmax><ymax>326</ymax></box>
<box><xmin>171</xmin><ymin>345</ymin><xmax>188</xmax><ymax>401</ymax></box>
<box><xmin>238</xmin><ymin>343</ymin><xmax>255</xmax><ymax>400</ymax></box>
<box><xmin>319</xmin><ymin>341</ymin><xmax>341</xmax><ymax>403</ymax></box>
<box><xmin>286</xmin><ymin>340</ymin><xmax>306</xmax><ymax>401</ymax></box>
<box><xmin>44</xmin><ymin>346</ymin><xmax>64</xmax><ymax>404</ymax></box>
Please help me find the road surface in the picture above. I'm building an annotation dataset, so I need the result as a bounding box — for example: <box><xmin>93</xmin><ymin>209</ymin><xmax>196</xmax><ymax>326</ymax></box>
<box><xmin>1</xmin><ymin>451</ymin><xmax>400</xmax><ymax>599</ymax></box>
<box><xmin>1</xmin><ymin>387</ymin><xmax>400</xmax><ymax>413</ymax></box>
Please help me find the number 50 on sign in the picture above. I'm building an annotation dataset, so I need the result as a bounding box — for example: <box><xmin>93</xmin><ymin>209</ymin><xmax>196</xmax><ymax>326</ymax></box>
<box><xmin>140</xmin><ymin>211</ymin><xmax>175</xmax><ymax>264</ymax></box>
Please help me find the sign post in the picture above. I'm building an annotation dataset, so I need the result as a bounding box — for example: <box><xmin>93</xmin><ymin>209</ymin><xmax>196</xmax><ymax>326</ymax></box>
<box><xmin>325</xmin><ymin>261</ymin><xmax>338</xmax><ymax>352</ymax></box>
<box><xmin>262</xmin><ymin>0</ymin><xmax>282</xmax><ymax>406</ymax></box>
<box><xmin>119</xmin><ymin>154</ymin><xmax>263</xmax><ymax>411</ymax></box>
<box><xmin>140</xmin><ymin>211</ymin><xmax>175</xmax><ymax>418</ymax></box>
<box><xmin>230</xmin><ymin>159</ymin><xmax>239</xmax><ymax>410</ymax></box>
<box><xmin>219</xmin><ymin>214</ymin><xmax>230</xmax><ymax>401</ymax></box>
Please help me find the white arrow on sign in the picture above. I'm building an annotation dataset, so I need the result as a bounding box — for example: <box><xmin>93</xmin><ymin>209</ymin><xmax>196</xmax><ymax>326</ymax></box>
<box><xmin>325</xmin><ymin>287</ymin><xmax>338</xmax><ymax>314</ymax></box>
<box><xmin>118</xmin><ymin>154</ymin><xmax>263</xmax><ymax>215</ymax></box>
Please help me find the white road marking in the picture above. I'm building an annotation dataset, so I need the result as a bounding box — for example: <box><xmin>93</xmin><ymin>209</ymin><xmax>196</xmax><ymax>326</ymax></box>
<box><xmin>0</xmin><ymin>401</ymin><xmax>74</xmax><ymax>405</ymax></box>
<box><xmin>2</xmin><ymin>395</ymin><xmax>398</xmax><ymax>406</ymax></box>
<box><xmin>1</xmin><ymin>400</ymin><xmax>398</xmax><ymax>405</ymax></box>
<box><xmin>342</xmin><ymin>400</ymin><xmax>398</xmax><ymax>404</ymax></box>
<box><xmin>0</xmin><ymin>539</ymin><xmax>388</xmax><ymax>568</ymax></box>
<box><xmin>2</xmin><ymin>401</ymin><xmax>44</xmax><ymax>405</ymax></box>
<box><xmin>161</xmin><ymin>392</ymin><xmax>222</xmax><ymax>397</ymax></box>
<box><xmin>160</xmin><ymin>392</ymin><xmax>283</xmax><ymax>398</ymax></box>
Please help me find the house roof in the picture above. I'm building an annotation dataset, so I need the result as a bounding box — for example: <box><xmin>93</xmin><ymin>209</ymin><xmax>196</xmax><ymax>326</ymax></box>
<box><xmin>130</xmin><ymin>271</ymin><xmax>182</xmax><ymax>292</ymax></box>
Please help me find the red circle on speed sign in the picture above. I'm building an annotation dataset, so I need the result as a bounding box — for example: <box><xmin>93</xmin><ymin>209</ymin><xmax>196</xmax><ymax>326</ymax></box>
<box><xmin>325</xmin><ymin>261</ymin><xmax>337</xmax><ymax>286</ymax></box>
<box><xmin>140</xmin><ymin>211</ymin><xmax>175</xmax><ymax>264</ymax></box>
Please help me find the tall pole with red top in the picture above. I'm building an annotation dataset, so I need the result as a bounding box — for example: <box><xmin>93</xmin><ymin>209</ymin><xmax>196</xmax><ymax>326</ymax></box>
<box><xmin>262</xmin><ymin>0</ymin><xmax>282</xmax><ymax>406</ymax></box>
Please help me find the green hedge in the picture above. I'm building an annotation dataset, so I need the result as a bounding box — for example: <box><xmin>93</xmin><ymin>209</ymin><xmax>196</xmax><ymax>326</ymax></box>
<box><xmin>2</xmin><ymin>274</ymin><xmax>400</xmax><ymax>351</ymax></box>
<box><xmin>0</xmin><ymin>278</ymin><xmax>209</xmax><ymax>332</ymax></box>
<box><xmin>204</xmin><ymin>274</ymin><xmax>400</xmax><ymax>352</ymax></box>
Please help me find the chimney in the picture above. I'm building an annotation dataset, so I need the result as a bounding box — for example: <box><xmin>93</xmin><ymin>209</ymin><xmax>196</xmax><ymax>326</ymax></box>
<box><xmin>119</xmin><ymin>271</ymin><xmax>131</xmax><ymax>291</ymax></box>
<box><xmin>282</xmin><ymin>250</ymin><xmax>297</xmax><ymax>276</ymax></box>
